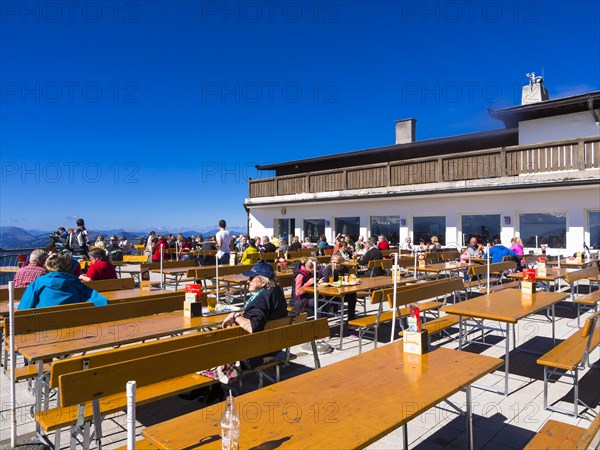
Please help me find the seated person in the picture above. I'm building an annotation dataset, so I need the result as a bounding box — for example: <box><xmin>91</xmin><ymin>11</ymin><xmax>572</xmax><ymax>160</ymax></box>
<box><xmin>377</xmin><ymin>234</ymin><xmax>390</xmax><ymax>250</ymax></box>
<box><xmin>467</xmin><ymin>237</ymin><xmax>483</xmax><ymax>257</ymax></box>
<box><xmin>18</xmin><ymin>252</ymin><xmax>108</xmax><ymax>310</ymax></box>
<box><xmin>223</xmin><ymin>262</ymin><xmax>288</xmax><ymax>368</ymax></box>
<box><xmin>79</xmin><ymin>248</ymin><xmax>118</xmax><ymax>281</ymax></box>
<box><xmin>240</xmin><ymin>238</ymin><xmax>259</xmax><ymax>265</ymax></box>
<box><xmin>290</xmin><ymin>257</ymin><xmax>317</xmax><ymax>316</ymax></box>
<box><xmin>14</xmin><ymin>249</ymin><xmax>48</xmax><ymax>288</ymax></box>
<box><xmin>335</xmin><ymin>240</ymin><xmax>352</xmax><ymax>261</ymax></box>
<box><xmin>320</xmin><ymin>255</ymin><xmax>357</xmax><ymax>321</ymax></box>
<box><xmin>106</xmin><ymin>236</ymin><xmax>124</xmax><ymax>261</ymax></box>
<box><xmin>429</xmin><ymin>236</ymin><xmax>442</xmax><ymax>252</ymax></box>
<box><xmin>359</xmin><ymin>237</ymin><xmax>385</xmax><ymax>277</ymax></box>
<box><xmin>119</xmin><ymin>236</ymin><xmax>132</xmax><ymax>255</ymax></box>
<box><xmin>485</xmin><ymin>238</ymin><xmax>517</xmax><ymax>264</ymax></box>
<box><xmin>289</xmin><ymin>236</ymin><xmax>302</xmax><ymax>252</ymax></box>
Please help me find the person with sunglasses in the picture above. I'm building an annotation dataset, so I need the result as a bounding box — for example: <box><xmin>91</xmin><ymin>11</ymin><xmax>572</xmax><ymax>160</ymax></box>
<box><xmin>222</xmin><ymin>261</ymin><xmax>287</xmax><ymax>334</ymax></box>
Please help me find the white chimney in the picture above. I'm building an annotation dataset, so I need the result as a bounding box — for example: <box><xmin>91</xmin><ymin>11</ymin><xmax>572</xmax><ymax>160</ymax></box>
<box><xmin>522</xmin><ymin>72</ymin><xmax>549</xmax><ymax>105</ymax></box>
<box><xmin>395</xmin><ymin>118</ymin><xmax>416</xmax><ymax>144</ymax></box>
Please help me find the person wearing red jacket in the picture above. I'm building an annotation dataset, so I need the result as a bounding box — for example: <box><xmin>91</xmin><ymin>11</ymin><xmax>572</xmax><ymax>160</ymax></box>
<box><xmin>152</xmin><ymin>235</ymin><xmax>169</xmax><ymax>262</ymax></box>
<box><xmin>79</xmin><ymin>249</ymin><xmax>117</xmax><ymax>281</ymax></box>
<box><xmin>377</xmin><ymin>234</ymin><xmax>390</xmax><ymax>250</ymax></box>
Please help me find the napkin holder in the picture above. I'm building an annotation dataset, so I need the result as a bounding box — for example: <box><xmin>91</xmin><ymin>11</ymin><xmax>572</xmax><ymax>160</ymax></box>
<box><xmin>403</xmin><ymin>330</ymin><xmax>429</xmax><ymax>355</ymax></box>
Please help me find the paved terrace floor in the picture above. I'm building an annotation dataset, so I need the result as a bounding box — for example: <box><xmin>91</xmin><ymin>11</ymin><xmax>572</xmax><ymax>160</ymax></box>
<box><xmin>1</xmin><ymin>269</ymin><xmax>599</xmax><ymax>449</ymax></box>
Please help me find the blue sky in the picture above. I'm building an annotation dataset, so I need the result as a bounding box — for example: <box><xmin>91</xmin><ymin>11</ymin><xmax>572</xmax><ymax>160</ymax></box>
<box><xmin>1</xmin><ymin>0</ymin><xmax>599</xmax><ymax>231</ymax></box>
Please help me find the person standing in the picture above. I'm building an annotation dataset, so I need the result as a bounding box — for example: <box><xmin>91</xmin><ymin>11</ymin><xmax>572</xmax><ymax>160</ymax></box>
<box><xmin>216</xmin><ymin>219</ymin><xmax>232</xmax><ymax>265</ymax></box>
<box><xmin>68</xmin><ymin>218</ymin><xmax>89</xmax><ymax>259</ymax></box>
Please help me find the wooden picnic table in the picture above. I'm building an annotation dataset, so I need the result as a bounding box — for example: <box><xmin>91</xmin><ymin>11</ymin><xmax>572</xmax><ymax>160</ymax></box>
<box><xmin>547</xmin><ymin>259</ymin><xmax>595</xmax><ymax>268</ymax></box>
<box><xmin>304</xmin><ymin>276</ymin><xmax>395</xmax><ymax>350</ymax></box>
<box><xmin>418</xmin><ymin>261</ymin><xmax>478</xmax><ymax>276</ymax></box>
<box><xmin>143</xmin><ymin>345</ymin><xmax>503</xmax><ymax>450</ymax></box>
<box><xmin>443</xmin><ymin>289</ymin><xmax>568</xmax><ymax>396</ymax></box>
<box><xmin>14</xmin><ymin>309</ymin><xmax>228</xmax><ymax>363</ymax></box>
<box><xmin>507</xmin><ymin>267</ymin><xmax>569</xmax><ymax>291</ymax></box>
<box><xmin>101</xmin><ymin>287</ymin><xmax>174</xmax><ymax>301</ymax></box>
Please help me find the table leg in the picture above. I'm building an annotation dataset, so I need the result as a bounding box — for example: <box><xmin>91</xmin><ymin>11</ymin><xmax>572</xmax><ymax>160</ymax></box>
<box><xmin>35</xmin><ymin>360</ymin><xmax>43</xmax><ymax>434</ymax></box>
<box><xmin>466</xmin><ymin>386</ymin><xmax>473</xmax><ymax>450</ymax></box>
<box><xmin>458</xmin><ymin>316</ymin><xmax>464</xmax><ymax>350</ymax></box>
<box><xmin>402</xmin><ymin>424</ymin><xmax>408</xmax><ymax>450</ymax></box>
<box><xmin>504</xmin><ymin>322</ymin><xmax>510</xmax><ymax>397</ymax></box>
<box><xmin>551</xmin><ymin>304</ymin><xmax>555</xmax><ymax>346</ymax></box>
<box><xmin>338</xmin><ymin>295</ymin><xmax>345</xmax><ymax>350</ymax></box>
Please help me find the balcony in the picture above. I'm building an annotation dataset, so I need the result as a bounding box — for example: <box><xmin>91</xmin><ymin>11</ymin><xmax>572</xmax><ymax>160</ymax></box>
<box><xmin>248</xmin><ymin>137</ymin><xmax>600</xmax><ymax>199</ymax></box>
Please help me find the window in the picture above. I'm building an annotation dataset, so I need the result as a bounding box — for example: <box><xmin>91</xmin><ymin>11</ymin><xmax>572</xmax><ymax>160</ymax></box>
<box><xmin>519</xmin><ymin>212</ymin><xmax>567</xmax><ymax>248</ymax></box>
<box><xmin>303</xmin><ymin>219</ymin><xmax>325</xmax><ymax>243</ymax></box>
<box><xmin>589</xmin><ymin>211</ymin><xmax>600</xmax><ymax>249</ymax></box>
<box><xmin>461</xmin><ymin>214</ymin><xmax>501</xmax><ymax>246</ymax></box>
<box><xmin>413</xmin><ymin>216</ymin><xmax>446</xmax><ymax>245</ymax></box>
<box><xmin>335</xmin><ymin>217</ymin><xmax>360</xmax><ymax>242</ymax></box>
<box><xmin>370</xmin><ymin>216</ymin><xmax>400</xmax><ymax>244</ymax></box>
<box><xmin>274</xmin><ymin>219</ymin><xmax>295</xmax><ymax>240</ymax></box>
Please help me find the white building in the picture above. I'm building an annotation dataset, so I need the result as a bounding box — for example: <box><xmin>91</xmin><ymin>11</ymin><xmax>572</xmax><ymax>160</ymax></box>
<box><xmin>245</xmin><ymin>86</ymin><xmax>600</xmax><ymax>256</ymax></box>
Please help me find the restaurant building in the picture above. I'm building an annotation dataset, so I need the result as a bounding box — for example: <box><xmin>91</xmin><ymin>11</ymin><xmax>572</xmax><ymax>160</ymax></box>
<box><xmin>245</xmin><ymin>81</ymin><xmax>600</xmax><ymax>256</ymax></box>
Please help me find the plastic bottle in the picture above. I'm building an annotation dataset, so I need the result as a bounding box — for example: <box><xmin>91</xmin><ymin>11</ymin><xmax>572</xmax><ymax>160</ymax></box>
<box><xmin>221</xmin><ymin>391</ymin><xmax>240</xmax><ymax>450</ymax></box>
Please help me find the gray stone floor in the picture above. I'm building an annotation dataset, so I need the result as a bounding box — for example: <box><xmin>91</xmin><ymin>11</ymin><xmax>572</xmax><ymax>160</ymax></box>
<box><xmin>1</xmin><ymin>274</ymin><xmax>599</xmax><ymax>449</ymax></box>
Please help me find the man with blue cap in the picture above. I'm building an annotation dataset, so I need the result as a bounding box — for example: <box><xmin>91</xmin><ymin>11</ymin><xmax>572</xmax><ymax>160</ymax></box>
<box><xmin>222</xmin><ymin>261</ymin><xmax>287</xmax><ymax>333</ymax></box>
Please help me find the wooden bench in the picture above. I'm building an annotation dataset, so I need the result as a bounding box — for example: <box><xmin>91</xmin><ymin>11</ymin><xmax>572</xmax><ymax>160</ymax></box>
<box><xmin>465</xmin><ymin>261</ymin><xmax>516</xmax><ymax>293</ymax></box>
<box><xmin>0</xmin><ymin>286</ymin><xmax>27</xmax><ymax>302</ymax></box>
<box><xmin>524</xmin><ymin>412</ymin><xmax>600</xmax><ymax>449</ymax></box>
<box><xmin>537</xmin><ymin>311</ymin><xmax>600</xmax><ymax>417</ymax></box>
<box><xmin>566</xmin><ymin>267</ymin><xmax>600</xmax><ymax>326</ymax></box>
<box><xmin>574</xmin><ymin>290</ymin><xmax>600</xmax><ymax>327</ymax></box>
<box><xmin>398</xmin><ymin>315</ymin><xmax>461</xmax><ymax>342</ymax></box>
<box><xmin>83</xmin><ymin>277</ymin><xmax>135</xmax><ymax>292</ymax></box>
<box><xmin>37</xmin><ymin>318</ymin><xmax>330</xmax><ymax>449</ymax></box>
<box><xmin>349</xmin><ymin>278</ymin><xmax>463</xmax><ymax>353</ymax></box>
<box><xmin>122</xmin><ymin>255</ymin><xmax>148</xmax><ymax>263</ymax></box>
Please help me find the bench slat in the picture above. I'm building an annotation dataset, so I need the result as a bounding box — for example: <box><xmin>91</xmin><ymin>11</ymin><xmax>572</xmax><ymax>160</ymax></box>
<box><xmin>524</xmin><ymin>419</ymin><xmax>586</xmax><ymax>450</ymax></box>
<box><xmin>59</xmin><ymin>319</ymin><xmax>330</xmax><ymax>406</ymax></box>
<box><xmin>37</xmin><ymin>373</ymin><xmax>215</xmax><ymax>432</ymax></box>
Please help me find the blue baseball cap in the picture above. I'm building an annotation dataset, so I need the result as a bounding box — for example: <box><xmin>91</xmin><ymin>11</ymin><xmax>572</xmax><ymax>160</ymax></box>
<box><xmin>242</xmin><ymin>261</ymin><xmax>275</xmax><ymax>278</ymax></box>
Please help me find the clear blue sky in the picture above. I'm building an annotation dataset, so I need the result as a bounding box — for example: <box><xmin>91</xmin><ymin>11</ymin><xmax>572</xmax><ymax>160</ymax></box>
<box><xmin>1</xmin><ymin>0</ymin><xmax>599</xmax><ymax>231</ymax></box>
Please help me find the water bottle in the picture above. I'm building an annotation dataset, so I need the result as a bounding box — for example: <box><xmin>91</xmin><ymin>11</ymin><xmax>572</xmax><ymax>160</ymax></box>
<box><xmin>221</xmin><ymin>391</ymin><xmax>240</xmax><ymax>450</ymax></box>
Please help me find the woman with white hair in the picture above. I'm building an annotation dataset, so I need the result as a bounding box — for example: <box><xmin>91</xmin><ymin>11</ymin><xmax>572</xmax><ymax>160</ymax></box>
<box><xmin>18</xmin><ymin>252</ymin><xmax>108</xmax><ymax>310</ymax></box>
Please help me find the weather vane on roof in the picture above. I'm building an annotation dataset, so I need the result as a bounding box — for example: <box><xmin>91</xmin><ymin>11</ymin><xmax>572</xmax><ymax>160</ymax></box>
<box><xmin>526</xmin><ymin>72</ymin><xmax>544</xmax><ymax>86</ymax></box>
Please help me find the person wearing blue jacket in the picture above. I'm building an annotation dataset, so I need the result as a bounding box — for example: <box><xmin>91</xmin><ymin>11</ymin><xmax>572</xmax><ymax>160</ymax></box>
<box><xmin>18</xmin><ymin>252</ymin><xmax>108</xmax><ymax>310</ymax></box>
<box><xmin>484</xmin><ymin>238</ymin><xmax>517</xmax><ymax>264</ymax></box>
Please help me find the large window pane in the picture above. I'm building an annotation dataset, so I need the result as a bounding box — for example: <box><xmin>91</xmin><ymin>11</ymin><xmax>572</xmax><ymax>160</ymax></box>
<box><xmin>519</xmin><ymin>213</ymin><xmax>566</xmax><ymax>248</ymax></box>
<box><xmin>461</xmin><ymin>214</ymin><xmax>500</xmax><ymax>246</ymax></box>
<box><xmin>370</xmin><ymin>216</ymin><xmax>400</xmax><ymax>244</ymax></box>
<box><xmin>274</xmin><ymin>219</ymin><xmax>295</xmax><ymax>240</ymax></box>
<box><xmin>414</xmin><ymin>216</ymin><xmax>446</xmax><ymax>245</ymax></box>
<box><xmin>335</xmin><ymin>217</ymin><xmax>360</xmax><ymax>242</ymax></box>
<box><xmin>303</xmin><ymin>219</ymin><xmax>325</xmax><ymax>243</ymax></box>
<box><xmin>589</xmin><ymin>211</ymin><xmax>600</xmax><ymax>249</ymax></box>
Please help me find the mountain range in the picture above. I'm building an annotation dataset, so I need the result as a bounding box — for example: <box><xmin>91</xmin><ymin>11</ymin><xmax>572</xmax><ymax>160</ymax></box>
<box><xmin>0</xmin><ymin>226</ymin><xmax>247</xmax><ymax>250</ymax></box>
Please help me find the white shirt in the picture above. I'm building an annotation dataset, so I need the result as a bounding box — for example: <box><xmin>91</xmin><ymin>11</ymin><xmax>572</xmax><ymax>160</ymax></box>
<box><xmin>216</xmin><ymin>229</ymin><xmax>232</xmax><ymax>258</ymax></box>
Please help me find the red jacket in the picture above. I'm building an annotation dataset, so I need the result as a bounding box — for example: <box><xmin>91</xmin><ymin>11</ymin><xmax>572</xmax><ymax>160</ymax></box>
<box><xmin>378</xmin><ymin>240</ymin><xmax>390</xmax><ymax>250</ymax></box>
<box><xmin>152</xmin><ymin>240</ymin><xmax>168</xmax><ymax>262</ymax></box>
<box><xmin>86</xmin><ymin>260</ymin><xmax>117</xmax><ymax>280</ymax></box>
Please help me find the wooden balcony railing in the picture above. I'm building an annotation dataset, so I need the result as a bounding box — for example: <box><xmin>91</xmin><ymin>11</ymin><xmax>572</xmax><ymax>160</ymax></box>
<box><xmin>248</xmin><ymin>137</ymin><xmax>600</xmax><ymax>198</ymax></box>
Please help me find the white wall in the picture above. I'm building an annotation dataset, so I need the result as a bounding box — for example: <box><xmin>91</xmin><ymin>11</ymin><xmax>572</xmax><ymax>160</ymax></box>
<box><xmin>519</xmin><ymin>111</ymin><xmax>600</xmax><ymax>145</ymax></box>
<box><xmin>248</xmin><ymin>185</ymin><xmax>596</xmax><ymax>256</ymax></box>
